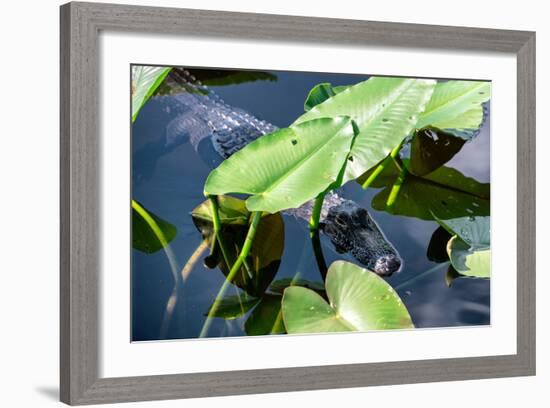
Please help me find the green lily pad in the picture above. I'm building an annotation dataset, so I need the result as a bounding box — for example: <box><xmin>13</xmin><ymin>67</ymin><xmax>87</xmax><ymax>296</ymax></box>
<box><xmin>192</xmin><ymin>196</ymin><xmax>285</xmax><ymax>296</ymax></box>
<box><xmin>132</xmin><ymin>199</ymin><xmax>177</xmax><ymax>254</ymax></box>
<box><xmin>435</xmin><ymin>215</ymin><xmax>491</xmax><ymax>278</ymax></box>
<box><xmin>131</xmin><ymin>65</ymin><xmax>171</xmax><ymax>122</ymax></box>
<box><xmin>204</xmin><ymin>116</ymin><xmax>356</xmax><ymax>214</ymax></box>
<box><xmin>282</xmin><ymin>261</ymin><xmax>414</xmax><ymax>334</ymax></box>
<box><xmin>434</xmin><ymin>215</ymin><xmax>490</xmax><ymax>248</ymax></box>
<box><xmin>295</xmin><ymin>77</ymin><xmax>436</xmax><ymax>182</ymax></box>
<box><xmin>447</xmin><ymin>236</ymin><xmax>491</xmax><ymax>278</ymax></box>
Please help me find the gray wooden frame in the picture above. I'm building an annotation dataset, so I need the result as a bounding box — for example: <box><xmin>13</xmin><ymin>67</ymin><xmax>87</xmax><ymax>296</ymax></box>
<box><xmin>60</xmin><ymin>1</ymin><xmax>536</xmax><ymax>405</ymax></box>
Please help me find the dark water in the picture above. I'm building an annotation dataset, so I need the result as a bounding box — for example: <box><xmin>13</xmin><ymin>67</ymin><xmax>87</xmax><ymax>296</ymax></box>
<box><xmin>132</xmin><ymin>69</ymin><xmax>490</xmax><ymax>341</ymax></box>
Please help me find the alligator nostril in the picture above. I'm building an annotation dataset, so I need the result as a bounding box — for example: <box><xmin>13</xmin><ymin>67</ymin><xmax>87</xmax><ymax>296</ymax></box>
<box><xmin>374</xmin><ymin>255</ymin><xmax>401</xmax><ymax>276</ymax></box>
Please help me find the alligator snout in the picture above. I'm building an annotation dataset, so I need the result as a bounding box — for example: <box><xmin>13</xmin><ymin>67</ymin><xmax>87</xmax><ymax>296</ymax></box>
<box><xmin>322</xmin><ymin>200</ymin><xmax>402</xmax><ymax>277</ymax></box>
<box><xmin>374</xmin><ymin>254</ymin><xmax>401</xmax><ymax>276</ymax></box>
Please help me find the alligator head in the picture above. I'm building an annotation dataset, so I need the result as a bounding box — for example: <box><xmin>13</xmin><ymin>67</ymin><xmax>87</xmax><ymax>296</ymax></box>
<box><xmin>321</xmin><ymin>200</ymin><xmax>402</xmax><ymax>277</ymax></box>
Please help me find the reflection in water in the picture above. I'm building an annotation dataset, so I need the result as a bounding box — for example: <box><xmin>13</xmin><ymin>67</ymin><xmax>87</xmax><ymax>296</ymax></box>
<box><xmin>132</xmin><ymin>69</ymin><xmax>490</xmax><ymax>341</ymax></box>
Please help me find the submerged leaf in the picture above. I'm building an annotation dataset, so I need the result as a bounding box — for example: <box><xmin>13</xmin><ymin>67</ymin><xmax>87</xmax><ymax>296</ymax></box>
<box><xmin>445</xmin><ymin>265</ymin><xmax>462</xmax><ymax>287</ymax></box>
<box><xmin>409</xmin><ymin>127</ymin><xmax>466</xmax><ymax>176</ymax></box>
<box><xmin>132</xmin><ymin>200</ymin><xmax>177</xmax><ymax>254</ymax></box>
<box><xmin>427</xmin><ymin>226</ymin><xmax>453</xmax><ymax>263</ymax></box>
<box><xmin>131</xmin><ymin>65</ymin><xmax>171</xmax><ymax>122</ymax></box>
<box><xmin>204</xmin><ymin>293</ymin><xmax>260</xmax><ymax>320</ymax></box>
<box><xmin>282</xmin><ymin>261</ymin><xmax>414</xmax><ymax>334</ymax></box>
<box><xmin>269</xmin><ymin>278</ymin><xmax>325</xmax><ymax>294</ymax></box>
<box><xmin>359</xmin><ymin>159</ymin><xmax>490</xmax><ymax>220</ymax></box>
<box><xmin>204</xmin><ymin>116</ymin><xmax>356</xmax><ymax>213</ymax></box>
<box><xmin>192</xmin><ymin>195</ymin><xmax>249</xmax><ymax>230</ymax></box>
<box><xmin>192</xmin><ymin>196</ymin><xmax>284</xmax><ymax>296</ymax></box>
<box><xmin>295</xmin><ymin>77</ymin><xmax>436</xmax><ymax>182</ymax></box>
<box><xmin>154</xmin><ymin>68</ymin><xmax>277</xmax><ymax>96</ymax></box>
<box><xmin>244</xmin><ymin>294</ymin><xmax>286</xmax><ymax>335</ymax></box>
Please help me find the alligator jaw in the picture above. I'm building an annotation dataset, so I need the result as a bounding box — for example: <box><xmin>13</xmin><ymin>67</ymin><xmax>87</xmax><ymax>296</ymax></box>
<box><xmin>322</xmin><ymin>200</ymin><xmax>402</xmax><ymax>277</ymax></box>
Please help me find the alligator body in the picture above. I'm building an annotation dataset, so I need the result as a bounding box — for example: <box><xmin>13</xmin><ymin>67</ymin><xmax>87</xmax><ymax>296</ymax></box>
<box><xmin>160</xmin><ymin>69</ymin><xmax>402</xmax><ymax>276</ymax></box>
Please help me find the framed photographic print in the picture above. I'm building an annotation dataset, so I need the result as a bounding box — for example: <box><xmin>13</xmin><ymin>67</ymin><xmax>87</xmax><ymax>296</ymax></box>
<box><xmin>60</xmin><ymin>1</ymin><xmax>536</xmax><ymax>405</ymax></box>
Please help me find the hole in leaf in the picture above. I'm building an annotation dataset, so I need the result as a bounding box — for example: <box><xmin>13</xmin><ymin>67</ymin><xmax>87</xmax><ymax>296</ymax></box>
<box><xmin>348</xmin><ymin>156</ymin><xmax>354</xmax><ymax>162</ymax></box>
<box><xmin>291</xmin><ymin>139</ymin><xmax>298</xmax><ymax>145</ymax></box>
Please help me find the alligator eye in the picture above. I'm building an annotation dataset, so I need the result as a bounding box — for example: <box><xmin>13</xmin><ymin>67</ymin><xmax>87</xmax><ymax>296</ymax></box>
<box><xmin>356</xmin><ymin>208</ymin><xmax>368</xmax><ymax>219</ymax></box>
<box><xmin>334</xmin><ymin>216</ymin><xmax>348</xmax><ymax>228</ymax></box>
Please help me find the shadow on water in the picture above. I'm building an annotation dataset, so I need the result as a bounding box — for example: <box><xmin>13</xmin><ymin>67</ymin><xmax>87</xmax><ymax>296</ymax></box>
<box><xmin>132</xmin><ymin>68</ymin><xmax>490</xmax><ymax>341</ymax></box>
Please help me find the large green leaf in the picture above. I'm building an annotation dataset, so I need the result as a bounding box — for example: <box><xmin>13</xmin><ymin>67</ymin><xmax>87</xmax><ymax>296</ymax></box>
<box><xmin>131</xmin><ymin>65</ymin><xmax>171</xmax><ymax>122</ymax></box>
<box><xmin>303</xmin><ymin>82</ymin><xmax>350</xmax><ymax>111</ymax></box>
<box><xmin>192</xmin><ymin>196</ymin><xmax>285</xmax><ymax>296</ymax></box>
<box><xmin>204</xmin><ymin>116</ymin><xmax>356</xmax><ymax>214</ymax></box>
<box><xmin>415</xmin><ymin>80</ymin><xmax>491</xmax><ymax>139</ymax></box>
<box><xmin>294</xmin><ymin>77</ymin><xmax>436</xmax><ymax>182</ymax></box>
<box><xmin>131</xmin><ymin>199</ymin><xmax>177</xmax><ymax>254</ymax></box>
<box><xmin>282</xmin><ymin>261</ymin><xmax>414</xmax><ymax>334</ymax></box>
<box><xmin>358</xmin><ymin>160</ymin><xmax>490</xmax><ymax>220</ymax></box>
<box><xmin>435</xmin><ymin>215</ymin><xmax>491</xmax><ymax>278</ymax></box>
<box><xmin>244</xmin><ymin>294</ymin><xmax>286</xmax><ymax>335</ymax></box>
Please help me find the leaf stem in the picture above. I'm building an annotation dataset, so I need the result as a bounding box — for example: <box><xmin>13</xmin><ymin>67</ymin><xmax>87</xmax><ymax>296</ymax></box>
<box><xmin>386</xmin><ymin>162</ymin><xmax>408</xmax><ymax>212</ymax></box>
<box><xmin>309</xmin><ymin>193</ymin><xmax>328</xmax><ymax>281</ymax></box>
<box><xmin>199</xmin><ymin>211</ymin><xmax>262</xmax><ymax>338</ymax></box>
<box><xmin>361</xmin><ymin>138</ymin><xmax>407</xmax><ymax>189</ymax></box>
<box><xmin>207</xmin><ymin>195</ymin><xmax>231</xmax><ymax>268</ymax></box>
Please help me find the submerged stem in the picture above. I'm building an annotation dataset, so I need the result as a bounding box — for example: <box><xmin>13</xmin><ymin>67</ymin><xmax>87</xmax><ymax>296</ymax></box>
<box><xmin>394</xmin><ymin>262</ymin><xmax>449</xmax><ymax>291</ymax></box>
<box><xmin>180</xmin><ymin>240</ymin><xmax>209</xmax><ymax>282</ymax></box>
<box><xmin>132</xmin><ymin>200</ymin><xmax>181</xmax><ymax>339</ymax></box>
<box><xmin>199</xmin><ymin>211</ymin><xmax>263</xmax><ymax>338</ymax></box>
<box><xmin>309</xmin><ymin>193</ymin><xmax>328</xmax><ymax>281</ymax></box>
<box><xmin>361</xmin><ymin>138</ymin><xmax>407</xmax><ymax>190</ymax></box>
